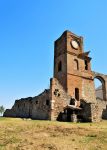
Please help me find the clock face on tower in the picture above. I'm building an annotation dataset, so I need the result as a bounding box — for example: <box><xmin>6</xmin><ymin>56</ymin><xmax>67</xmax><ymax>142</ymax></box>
<box><xmin>71</xmin><ymin>40</ymin><xmax>79</xmax><ymax>50</ymax></box>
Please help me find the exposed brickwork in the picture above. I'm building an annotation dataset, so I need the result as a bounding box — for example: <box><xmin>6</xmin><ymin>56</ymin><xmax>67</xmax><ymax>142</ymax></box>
<box><xmin>50</xmin><ymin>78</ymin><xmax>71</xmax><ymax>121</ymax></box>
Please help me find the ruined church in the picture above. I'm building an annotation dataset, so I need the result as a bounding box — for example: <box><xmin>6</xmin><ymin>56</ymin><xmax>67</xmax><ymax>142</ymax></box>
<box><xmin>4</xmin><ymin>30</ymin><xmax>107</xmax><ymax>122</ymax></box>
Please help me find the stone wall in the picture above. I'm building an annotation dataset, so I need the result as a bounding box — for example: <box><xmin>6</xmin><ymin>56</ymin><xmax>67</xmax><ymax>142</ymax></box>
<box><xmin>4</xmin><ymin>97</ymin><xmax>32</xmax><ymax>118</ymax></box>
<box><xmin>4</xmin><ymin>90</ymin><xmax>51</xmax><ymax>120</ymax></box>
<box><xmin>84</xmin><ymin>99</ymin><xmax>107</xmax><ymax>122</ymax></box>
<box><xmin>50</xmin><ymin>78</ymin><xmax>71</xmax><ymax>121</ymax></box>
<box><xmin>4</xmin><ymin>78</ymin><xmax>71</xmax><ymax>121</ymax></box>
<box><xmin>79</xmin><ymin>100</ymin><xmax>92</xmax><ymax>122</ymax></box>
<box><xmin>31</xmin><ymin>89</ymin><xmax>51</xmax><ymax>120</ymax></box>
<box><xmin>79</xmin><ymin>100</ymin><xmax>102</xmax><ymax>122</ymax></box>
<box><xmin>81</xmin><ymin>77</ymin><xmax>96</xmax><ymax>103</ymax></box>
<box><xmin>96</xmin><ymin>99</ymin><xmax>107</xmax><ymax>120</ymax></box>
<box><xmin>4</xmin><ymin>77</ymin><xmax>107</xmax><ymax>122</ymax></box>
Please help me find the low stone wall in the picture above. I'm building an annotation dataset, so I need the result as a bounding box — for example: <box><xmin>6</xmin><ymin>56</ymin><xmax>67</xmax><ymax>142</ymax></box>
<box><xmin>4</xmin><ymin>90</ymin><xmax>51</xmax><ymax>120</ymax></box>
<box><xmin>3</xmin><ymin>109</ymin><xmax>16</xmax><ymax>117</ymax></box>
<box><xmin>81</xmin><ymin>99</ymin><xmax>107</xmax><ymax>122</ymax></box>
<box><xmin>4</xmin><ymin>97</ymin><xmax>32</xmax><ymax>118</ymax></box>
<box><xmin>96</xmin><ymin>99</ymin><xmax>107</xmax><ymax>120</ymax></box>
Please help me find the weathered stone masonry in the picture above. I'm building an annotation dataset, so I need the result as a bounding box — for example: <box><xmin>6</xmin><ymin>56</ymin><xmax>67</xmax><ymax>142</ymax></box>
<box><xmin>4</xmin><ymin>30</ymin><xmax>107</xmax><ymax>122</ymax></box>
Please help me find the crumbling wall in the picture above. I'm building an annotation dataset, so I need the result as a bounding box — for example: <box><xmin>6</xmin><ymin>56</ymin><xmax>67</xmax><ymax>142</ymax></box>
<box><xmin>31</xmin><ymin>89</ymin><xmax>51</xmax><ymax>120</ymax></box>
<box><xmin>80</xmin><ymin>99</ymin><xmax>107</xmax><ymax>122</ymax></box>
<box><xmin>96</xmin><ymin>99</ymin><xmax>107</xmax><ymax>120</ymax></box>
<box><xmin>50</xmin><ymin>78</ymin><xmax>71</xmax><ymax>121</ymax></box>
<box><xmin>4</xmin><ymin>89</ymin><xmax>51</xmax><ymax>120</ymax></box>
<box><xmin>79</xmin><ymin>100</ymin><xmax>92</xmax><ymax>122</ymax></box>
<box><xmin>4</xmin><ymin>97</ymin><xmax>32</xmax><ymax>118</ymax></box>
<box><xmin>81</xmin><ymin>100</ymin><xmax>107</xmax><ymax>122</ymax></box>
<box><xmin>4</xmin><ymin>77</ymin><xmax>107</xmax><ymax>122</ymax></box>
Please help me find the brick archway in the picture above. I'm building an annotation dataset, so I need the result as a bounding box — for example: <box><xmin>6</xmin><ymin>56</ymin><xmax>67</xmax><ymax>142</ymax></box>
<box><xmin>93</xmin><ymin>72</ymin><xmax>107</xmax><ymax>101</ymax></box>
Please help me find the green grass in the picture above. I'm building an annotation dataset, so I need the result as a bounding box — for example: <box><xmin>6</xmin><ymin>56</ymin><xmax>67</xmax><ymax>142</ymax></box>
<box><xmin>0</xmin><ymin>118</ymin><xmax>107</xmax><ymax>150</ymax></box>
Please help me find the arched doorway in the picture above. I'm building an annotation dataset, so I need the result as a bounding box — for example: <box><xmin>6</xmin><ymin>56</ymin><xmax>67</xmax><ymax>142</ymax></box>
<box><xmin>94</xmin><ymin>76</ymin><xmax>106</xmax><ymax>100</ymax></box>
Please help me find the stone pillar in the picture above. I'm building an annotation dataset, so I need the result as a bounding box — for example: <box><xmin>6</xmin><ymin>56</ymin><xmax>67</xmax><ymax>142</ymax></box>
<box><xmin>49</xmin><ymin>99</ymin><xmax>55</xmax><ymax>121</ymax></box>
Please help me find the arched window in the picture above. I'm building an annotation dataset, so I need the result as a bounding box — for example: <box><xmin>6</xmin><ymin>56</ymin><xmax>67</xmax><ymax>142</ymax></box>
<box><xmin>85</xmin><ymin>60</ymin><xmax>88</xmax><ymax>70</ymax></box>
<box><xmin>58</xmin><ymin>61</ymin><xmax>62</xmax><ymax>72</ymax></box>
<box><xmin>74</xmin><ymin>59</ymin><xmax>79</xmax><ymax>70</ymax></box>
<box><xmin>94</xmin><ymin>76</ymin><xmax>106</xmax><ymax>100</ymax></box>
<box><xmin>75</xmin><ymin>88</ymin><xmax>79</xmax><ymax>101</ymax></box>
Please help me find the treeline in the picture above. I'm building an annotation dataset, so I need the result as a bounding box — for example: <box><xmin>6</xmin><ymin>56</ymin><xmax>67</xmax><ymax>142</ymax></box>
<box><xmin>0</xmin><ymin>106</ymin><xmax>5</xmax><ymax>116</ymax></box>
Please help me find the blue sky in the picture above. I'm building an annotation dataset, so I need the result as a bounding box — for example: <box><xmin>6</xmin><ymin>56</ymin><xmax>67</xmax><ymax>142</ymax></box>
<box><xmin>0</xmin><ymin>0</ymin><xmax>107</xmax><ymax>109</ymax></box>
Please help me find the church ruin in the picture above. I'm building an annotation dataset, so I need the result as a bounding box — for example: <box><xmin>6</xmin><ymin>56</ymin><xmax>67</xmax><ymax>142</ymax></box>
<box><xmin>4</xmin><ymin>30</ymin><xmax>107</xmax><ymax>122</ymax></box>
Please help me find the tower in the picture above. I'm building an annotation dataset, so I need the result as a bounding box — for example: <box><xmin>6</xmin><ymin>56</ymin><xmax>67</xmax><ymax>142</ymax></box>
<box><xmin>54</xmin><ymin>30</ymin><xmax>96</xmax><ymax>103</ymax></box>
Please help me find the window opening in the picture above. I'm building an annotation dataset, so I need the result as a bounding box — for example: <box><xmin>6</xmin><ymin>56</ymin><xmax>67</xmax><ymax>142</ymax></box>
<box><xmin>75</xmin><ymin>88</ymin><xmax>79</xmax><ymax>101</ymax></box>
<box><xmin>74</xmin><ymin>59</ymin><xmax>79</xmax><ymax>70</ymax></box>
<box><xmin>85</xmin><ymin>60</ymin><xmax>88</xmax><ymax>70</ymax></box>
<box><xmin>58</xmin><ymin>61</ymin><xmax>62</xmax><ymax>72</ymax></box>
<box><xmin>46</xmin><ymin>99</ymin><xmax>50</xmax><ymax>106</ymax></box>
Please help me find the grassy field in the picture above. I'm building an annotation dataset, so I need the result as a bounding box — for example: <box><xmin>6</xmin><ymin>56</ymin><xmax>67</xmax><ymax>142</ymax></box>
<box><xmin>0</xmin><ymin>118</ymin><xmax>107</xmax><ymax>150</ymax></box>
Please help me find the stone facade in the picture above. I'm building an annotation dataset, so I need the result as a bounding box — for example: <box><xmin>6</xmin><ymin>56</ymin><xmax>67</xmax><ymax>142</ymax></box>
<box><xmin>4</xmin><ymin>30</ymin><xmax>107</xmax><ymax>122</ymax></box>
<box><xmin>4</xmin><ymin>90</ymin><xmax>51</xmax><ymax>120</ymax></box>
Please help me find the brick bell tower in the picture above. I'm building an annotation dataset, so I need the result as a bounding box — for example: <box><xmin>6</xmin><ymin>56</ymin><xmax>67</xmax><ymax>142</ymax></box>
<box><xmin>54</xmin><ymin>30</ymin><xmax>96</xmax><ymax>103</ymax></box>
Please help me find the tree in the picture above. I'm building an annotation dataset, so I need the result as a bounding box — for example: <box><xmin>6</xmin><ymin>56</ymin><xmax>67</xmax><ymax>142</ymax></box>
<box><xmin>0</xmin><ymin>105</ymin><xmax>5</xmax><ymax>116</ymax></box>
